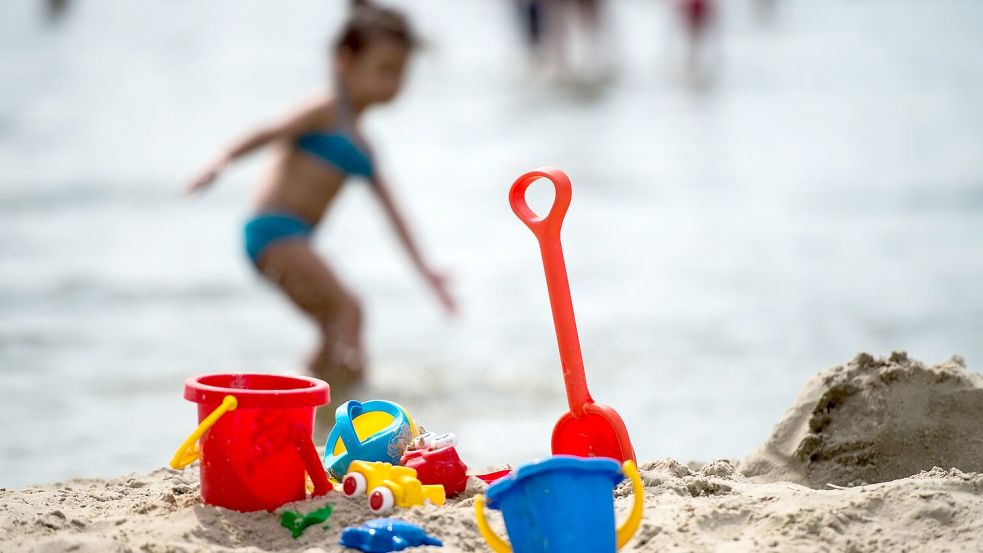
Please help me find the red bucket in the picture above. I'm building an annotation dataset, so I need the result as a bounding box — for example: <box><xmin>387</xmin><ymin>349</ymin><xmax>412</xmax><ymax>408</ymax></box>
<box><xmin>171</xmin><ymin>373</ymin><xmax>331</xmax><ymax>512</ymax></box>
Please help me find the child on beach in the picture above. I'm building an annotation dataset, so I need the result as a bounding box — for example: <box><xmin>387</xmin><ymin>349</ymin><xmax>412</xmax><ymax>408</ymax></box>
<box><xmin>185</xmin><ymin>1</ymin><xmax>455</xmax><ymax>388</ymax></box>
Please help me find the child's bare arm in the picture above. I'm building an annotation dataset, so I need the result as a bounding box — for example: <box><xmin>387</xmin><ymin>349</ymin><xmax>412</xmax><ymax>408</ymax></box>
<box><xmin>185</xmin><ymin>97</ymin><xmax>330</xmax><ymax>194</ymax></box>
<box><xmin>370</xmin><ymin>173</ymin><xmax>457</xmax><ymax>314</ymax></box>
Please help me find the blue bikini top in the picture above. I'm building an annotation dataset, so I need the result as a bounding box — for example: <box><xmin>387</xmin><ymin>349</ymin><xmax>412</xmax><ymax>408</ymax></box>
<box><xmin>297</xmin><ymin>132</ymin><xmax>374</xmax><ymax>179</ymax></box>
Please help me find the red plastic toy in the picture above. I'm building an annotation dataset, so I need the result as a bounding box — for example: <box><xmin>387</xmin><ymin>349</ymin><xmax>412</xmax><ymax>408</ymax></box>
<box><xmin>401</xmin><ymin>444</ymin><xmax>469</xmax><ymax>498</ymax></box>
<box><xmin>509</xmin><ymin>168</ymin><xmax>637</xmax><ymax>464</ymax></box>
<box><xmin>172</xmin><ymin>374</ymin><xmax>332</xmax><ymax>512</ymax></box>
<box><xmin>474</xmin><ymin>468</ymin><xmax>512</xmax><ymax>485</ymax></box>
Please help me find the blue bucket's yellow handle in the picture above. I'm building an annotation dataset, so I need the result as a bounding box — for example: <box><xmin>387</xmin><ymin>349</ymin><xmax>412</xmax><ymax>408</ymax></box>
<box><xmin>474</xmin><ymin>460</ymin><xmax>645</xmax><ymax>553</ymax></box>
<box><xmin>616</xmin><ymin>460</ymin><xmax>644</xmax><ymax>549</ymax></box>
<box><xmin>169</xmin><ymin>395</ymin><xmax>238</xmax><ymax>469</ymax></box>
<box><xmin>474</xmin><ymin>494</ymin><xmax>512</xmax><ymax>553</ymax></box>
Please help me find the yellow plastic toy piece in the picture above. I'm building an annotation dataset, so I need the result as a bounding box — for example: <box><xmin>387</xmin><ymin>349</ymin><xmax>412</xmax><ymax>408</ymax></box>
<box><xmin>382</xmin><ymin>471</ymin><xmax>447</xmax><ymax>509</ymax></box>
<box><xmin>473</xmin><ymin>460</ymin><xmax>644</xmax><ymax>553</ymax></box>
<box><xmin>344</xmin><ymin>461</ymin><xmax>446</xmax><ymax>510</ymax></box>
<box><xmin>329</xmin><ymin>403</ymin><xmax>419</xmax><ymax>457</ymax></box>
<box><xmin>169</xmin><ymin>395</ymin><xmax>238</xmax><ymax>470</ymax></box>
<box><xmin>344</xmin><ymin>461</ymin><xmax>405</xmax><ymax>493</ymax></box>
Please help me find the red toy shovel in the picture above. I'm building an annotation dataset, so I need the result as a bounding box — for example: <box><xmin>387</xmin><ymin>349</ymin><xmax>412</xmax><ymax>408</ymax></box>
<box><xmin>509</xmin><ymin>167</ymin><xmax>636</xmax><ymax>464</ymax></box>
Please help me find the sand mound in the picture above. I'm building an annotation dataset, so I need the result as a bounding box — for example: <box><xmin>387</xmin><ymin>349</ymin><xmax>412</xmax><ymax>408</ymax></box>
<box><xmin>743</xmin><ymin>351</ymin><xmax>983</xmax><ymax>488</ymax></box>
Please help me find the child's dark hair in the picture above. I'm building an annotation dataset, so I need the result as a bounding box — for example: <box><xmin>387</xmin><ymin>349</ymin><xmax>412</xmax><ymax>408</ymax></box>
<box><xmin>335</xmin><ymin>0</ymin><xmax>418</xmax><ymax>55</ymax></box>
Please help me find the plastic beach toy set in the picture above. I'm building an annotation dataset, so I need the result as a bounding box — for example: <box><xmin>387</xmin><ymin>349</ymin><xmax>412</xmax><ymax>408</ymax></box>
<box><xmin>169</xmin><ymin>168</ymin><xmax>644</xmax><ymax>553</ymax></box>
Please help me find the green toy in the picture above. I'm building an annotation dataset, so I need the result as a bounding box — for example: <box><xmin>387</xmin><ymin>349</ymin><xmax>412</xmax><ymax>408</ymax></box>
<box><xmin>280</xmin><ymin>504</ymin><xmax>334</xmax><ymax>539</ymax></box>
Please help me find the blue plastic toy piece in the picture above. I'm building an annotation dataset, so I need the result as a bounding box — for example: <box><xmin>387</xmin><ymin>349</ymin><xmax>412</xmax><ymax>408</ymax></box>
<box><xmin>323</xmin><ymin>400</ymin><xmax>415</xmax><ymax>480</ymax></box>
<box><xmin>339</xmin><ymin>518</ymin><xmax>442</xmax><ymax>552</ymax></box>
<box><xmin>485</xmin><ymin>456</ymin><xmax>625</xmax><ymax>553</ymax></box>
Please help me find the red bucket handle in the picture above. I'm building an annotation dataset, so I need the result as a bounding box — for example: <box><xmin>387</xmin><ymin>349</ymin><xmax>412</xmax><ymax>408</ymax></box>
<box><xmin>170</xmin><ymin>395</ymin><xmax>239</xmax><ymax>470</ymax></box>
<box><xmin>292</xmin><ymin>424</ymin><xmax>331</xmax><ymax>497</ymax></box>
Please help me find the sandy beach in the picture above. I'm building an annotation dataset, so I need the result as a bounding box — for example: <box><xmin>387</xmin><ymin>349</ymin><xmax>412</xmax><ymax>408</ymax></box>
<box><xmin>4</xmin><ymin>352</ymin><xmax>983</xmax><ymax>553</ymax></box>
<box><xmin>5</xmin><ymin>0</ymin><xmax>983</xmax><ymax>487</ymax></box>
<box><xmin>3</xmin><ymin>1</ymin><xmax>982</xmax><ymax>551</ymax></box>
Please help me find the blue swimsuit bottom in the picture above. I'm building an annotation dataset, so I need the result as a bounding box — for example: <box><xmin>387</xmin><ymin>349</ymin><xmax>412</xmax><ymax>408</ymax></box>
<box><xmin>244</xmin><ymin>213</ymin><xmax>312</xmax><ymax>265</ymax></box>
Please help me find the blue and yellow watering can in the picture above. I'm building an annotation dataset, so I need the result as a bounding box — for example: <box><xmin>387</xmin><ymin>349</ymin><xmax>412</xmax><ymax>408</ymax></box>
<box><xmin>323</xmin><ymin>399</ymin><xmax>419</xmax><ymax>480</ymax></box>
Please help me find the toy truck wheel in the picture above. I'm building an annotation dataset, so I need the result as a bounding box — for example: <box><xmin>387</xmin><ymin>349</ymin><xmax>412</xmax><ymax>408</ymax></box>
<box><xmin>342</xmin><ymin>472</ymin><xmax>367</xmax><ymax>497</ymax></box>
<box><xmin>368</xmin><ymin>487</ymin><xmax>395</xmax><ymax>514</ymax></box>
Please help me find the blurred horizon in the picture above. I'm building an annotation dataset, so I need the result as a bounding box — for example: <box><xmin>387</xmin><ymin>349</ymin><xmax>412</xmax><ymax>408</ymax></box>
<box><xmin>1</xmin><ymin>0</ymin><xmax>982</xmax><ymax>487</ymax></box>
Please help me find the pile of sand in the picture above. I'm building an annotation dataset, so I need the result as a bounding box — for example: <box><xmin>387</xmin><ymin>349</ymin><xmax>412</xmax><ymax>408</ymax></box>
<box><xmin>3</xmin><ymin>352</ymin><xmax>983</xmax><ymax>552</ymax></box>
<box><xmin>743</xmin><ymin>351</ymin><xmax>983</xmax><ymax>488</ymax></box>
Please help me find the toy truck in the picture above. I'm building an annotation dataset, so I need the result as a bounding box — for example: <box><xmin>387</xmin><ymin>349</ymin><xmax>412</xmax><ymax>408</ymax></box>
<box><xmin>341</xmin><ymin>460</ymin><xmax>446</xmax><ymax>514</ymax></box>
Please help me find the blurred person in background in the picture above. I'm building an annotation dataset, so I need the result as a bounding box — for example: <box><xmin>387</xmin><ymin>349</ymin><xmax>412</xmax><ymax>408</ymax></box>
<box><xmin>676</xmin><ymin>0</ymin><xmax>717</xmax><ymax>85</ymax></box>
<box><xmin>755</xmin><ymin>0</ymin><xmax>777</xmax><ymax>24</ymax></box>
<box><xmin>515</xmin><ymin>0</ymin><xmax>615</xmax><ymax>84</ymax></box>
<box><xmin>515</xmin><ymin>0</ymin><xmax>548</xmax><ymax>63</ymax></box>
<box><xmin>184</xmin><ymin>0</ymin><xmax>456</xmax><ymax>393</ymax></box>
<box><xmin>44</xmin><ymin>0</ymin><xmax>70</xmax><ymax>23</ymax></box>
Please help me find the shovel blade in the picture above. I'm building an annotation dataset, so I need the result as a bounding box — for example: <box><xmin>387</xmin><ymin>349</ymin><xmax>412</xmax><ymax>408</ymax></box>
<box><xmin>551</xmin><ymin>403</ymin><xmax>636</xmax><ymax>463</ymax></box>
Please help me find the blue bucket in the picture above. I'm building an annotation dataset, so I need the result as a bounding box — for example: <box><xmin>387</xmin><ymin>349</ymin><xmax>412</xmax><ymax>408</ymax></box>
<box><xmin>476</xmin><ymin>456</ymin><xmax>633</xmax><ymax>553</ymax></box>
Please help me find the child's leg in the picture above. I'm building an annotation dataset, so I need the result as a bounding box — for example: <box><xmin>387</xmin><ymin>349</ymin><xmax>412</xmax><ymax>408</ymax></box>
<box><xmin>256</xmin><ymin>241</ymin><xmax>366</xmax><ymax>386</ymax></box>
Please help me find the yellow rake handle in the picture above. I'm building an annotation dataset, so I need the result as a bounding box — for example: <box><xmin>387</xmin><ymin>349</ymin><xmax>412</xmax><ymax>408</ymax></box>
<box><xmin>169</xmin><ymin>395</ymin><xmax>238</xmax><ymax>469</ymax></box>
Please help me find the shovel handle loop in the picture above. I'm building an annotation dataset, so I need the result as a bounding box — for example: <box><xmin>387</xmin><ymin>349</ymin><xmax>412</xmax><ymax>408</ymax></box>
<box><xmin>616</xmin><ymin>460</ymin><xmax>645</xmax><ymax>549</ymax></box>
<box><xmin>169</xmin><ymin>395</ymin><xmax>238</xmax><ymax>469</ymax></box>
<box><xmin>474</xmin><ymin>495</ymin><xmax>512</xmax><ymax>553</ymax></box>
<box><xmin>509</xmin><ymin>166</ymin><xmax>572</xmax><ymax>239</ymax></box>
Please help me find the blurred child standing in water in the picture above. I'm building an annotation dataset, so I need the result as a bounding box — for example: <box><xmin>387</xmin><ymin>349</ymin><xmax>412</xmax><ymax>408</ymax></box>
<box><xmin>515</xmin><ymin>0</ymin><xmax>615</xmax><ymax>83</ymax></box>
<box><xmin>186</xmin><ymin>0</ymin><xmax>456</xmax><ymax>389</ymax></box>
<box><xmin>678</xmin><ymin>0</ymin><xmax>717</xmax><ymax>82</ymax></box>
